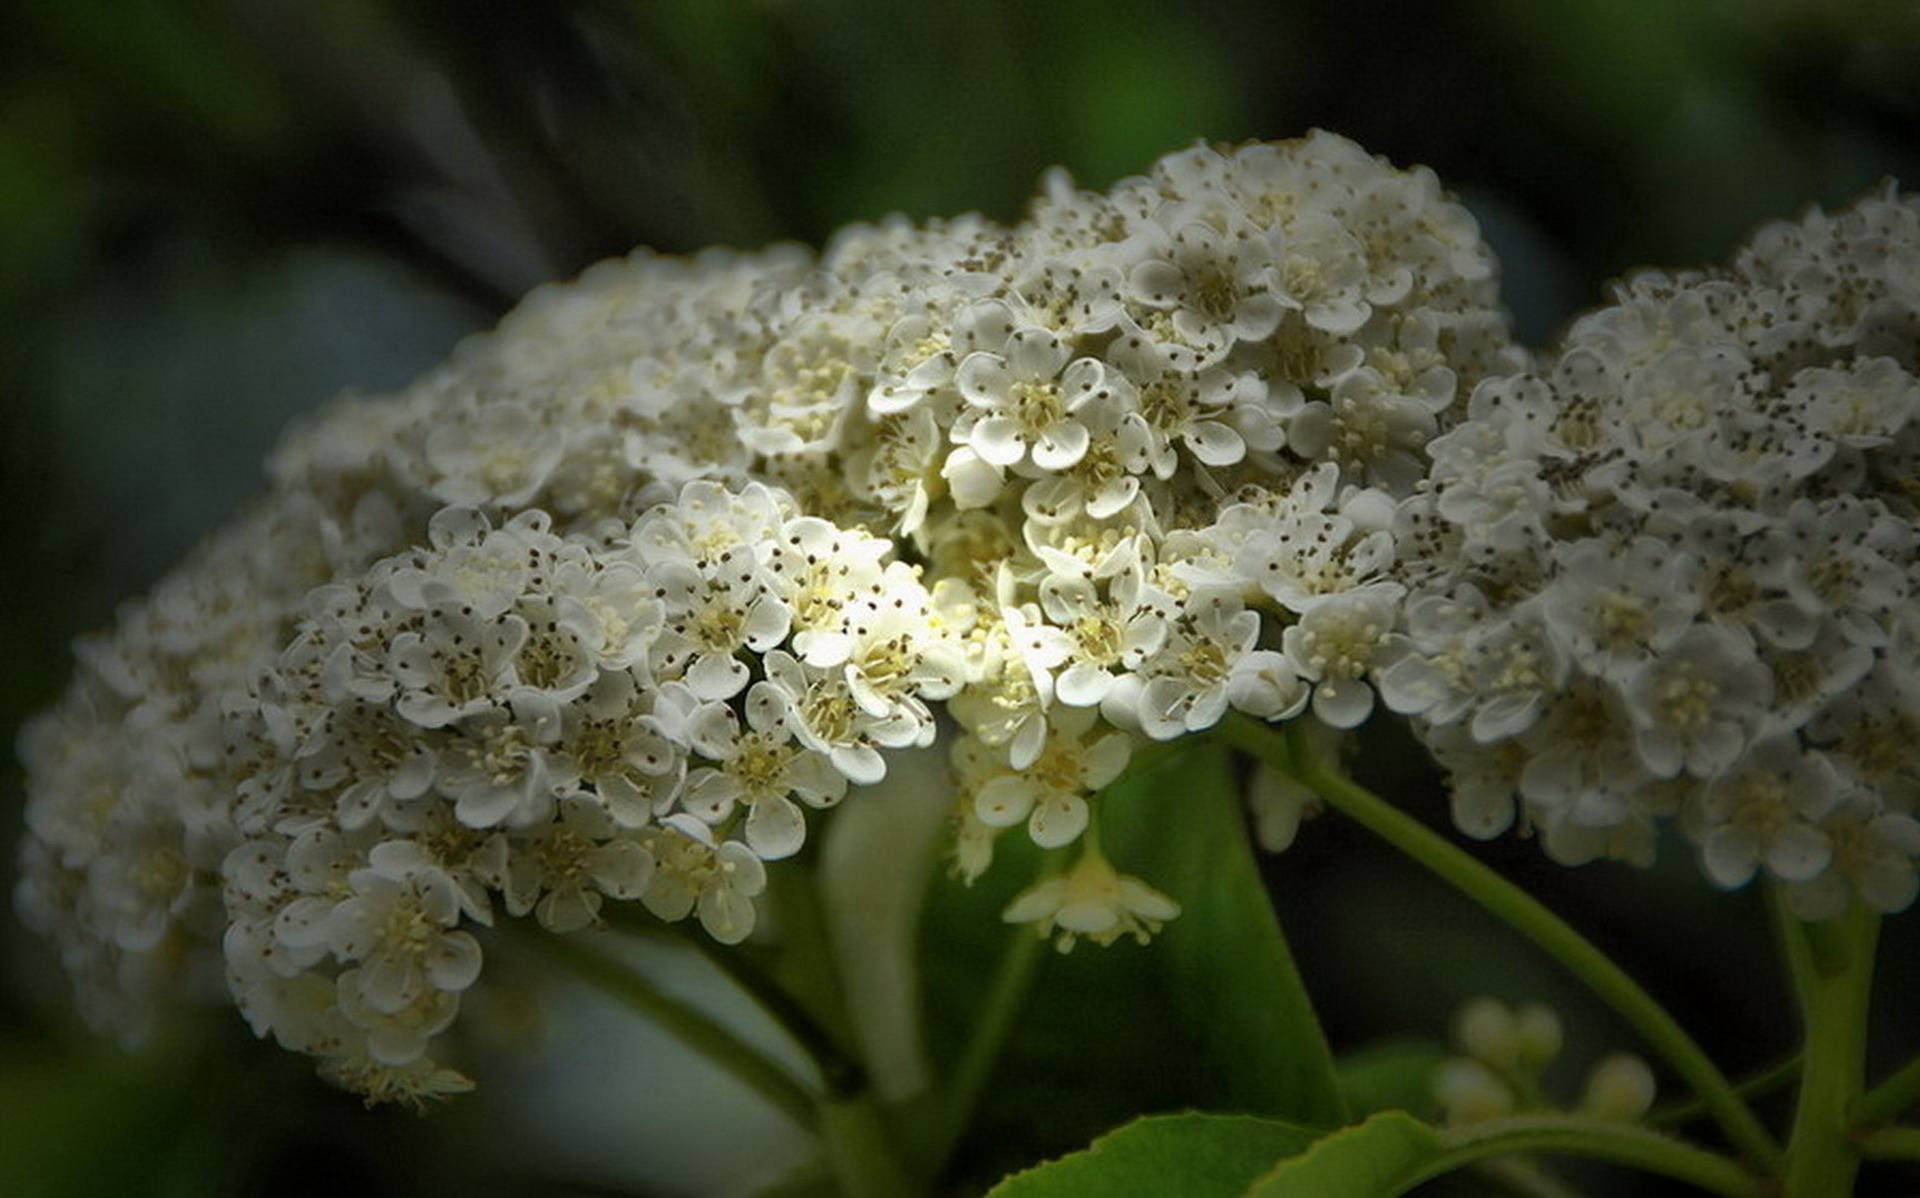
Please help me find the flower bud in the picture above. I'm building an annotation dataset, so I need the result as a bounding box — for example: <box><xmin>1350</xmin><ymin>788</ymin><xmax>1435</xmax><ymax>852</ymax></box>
<box><xmin>1514</xmin><ymin>1002</ymin><xmax>1564</xmax><ymax>1071</ymax></box>
<box><xmin>1454</xmin><ymin>997</ymin><xmax>1520</xmax><ymax>1071</ymax></box>
<box><xmin>1434</xmin><ymin>1057</ymin><xmax>1516</xmax><ymax>1126</ymax></box>
<box><xmin>1580</xmin><ymin>1053</ymin><xmax>1657</xmax><ymax>1121</ymax></box>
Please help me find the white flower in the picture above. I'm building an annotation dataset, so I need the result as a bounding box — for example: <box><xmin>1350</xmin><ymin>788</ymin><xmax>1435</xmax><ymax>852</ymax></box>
<box><xmin>1799</xmin><ymin>797</ymin><xmax>1920</xmax><ymax>917</ymax></box>
<box><xmin>682</xmin><ymin>682</ymin><xmax>847</xmax><ymax>861</ymax></box>
<box><xmin>328</xmin><ymin>849</ymin><xmax>482</xmax><ymax>1015</ymax></box>
<box><xmin>549</xmin><ymin>554</ymin><xmax>661</xmax><ymax>671</ymax></box>
<box><xmin>1623</xmin><ymin>625</ymin><xmax>1772</xmax><ymax>779</ymax></box>
<box><xmin>1542</xmin><ymin>537</ymin><xmax>1700</xmax><ymax>681</ymax></box>
<box><xmin>1515</xmin><ymin>681</ymin><xmax>1650</xmax><ymax>813</ymax></box>
<box><xmin>759</xmin><ymin>651</ymin><xmax>898</xmax><ymax>784</ymax></box>
<box><xmin>1226</xmin><ymin>650</ymin><xmax>1312</xmax><ymax>722</ymax></box>
<box><xmin>386</xmin><ymin>507</ymin><xmax>548</xmax><ymax>620</ymax></box>
<box><xmin>1002</xmin><ymin>845</ymin><xmax>1179</xmax><ymax>951</ymax></box>
<box><xmin>492</xmin><ymin>797</ymin><xmax>655</xmax><ymax>932</ymax></box>
<box><xmin>854</xmin><ymin>407</ymin><xmax>946</xmax><ymax>533</ymax></box>
<box><xmin>955</xmin><ymin>328</ymin><xmax>1112</xmax><ymax>470</ymax></box>
<box><xmin>837</xmin><ymin>564</ymin><xmax>966</xmax><ymax>727</ymax></box>
<box><xmin>1281</xmin><ymin>584</ymin><xmax>1403</xmax><ymax>728</ymax></box>
<box><xmin>629</xmin><ymin>480</ymin><xmax>790</xmax><ymax>569</ymax></box>
<box><xmin>973</xmin><ymin>707</ymin><xmax>1131</xmax><ymax>849</ymax></box>
<box><xmin>309</xmin><ymin>702</ymin><xmax>441</xmax><ymax>832</ymax></box>
<box><xmin>554</xmin><ymin>670</ymin><xmax>684</xmax><ymax>827</ymax></box>
<box><xmin>388</xmin><ymin>609</ymin><xmax>527</xmax><ymax>729</ymax></box>
<box><xmin>1287</xmin><ymin>368</ymin><xmax>1435</xmax><ymax>493</ymax></box>
<box><xmin>507</xmin><ymin>594</ymin><xmax>601</xmax><ymax>702</ymax></box>
<box><xmin>1028</xmin><ymin>572</ymin><xmax>1169</xmax><ymax>709</ymax></box>
<box><xmin>424</xmin><ymin>401</ymin><xmax>565</xmax><ymax>507</ymax></box>
<box><xmin>1269</xmin><ymin>213</ymin><xmax>1372</xmax><ymax>334</ymax></box>
<box><xmin>1018</xmin><ymin>398</ymin><xmax>1152</xmax><ymax>525</ymax></box>
<box><xmin>1236</xmin><ymin>464</ymin><xmax>1397</xmax><ymax>613</ymax></box>
<box><xmin>82</xmin><ymin>804</ymin><xmax>199</xmax><ymax>954</ymax></box>
<box><xmin>868</xmin><ymin>298</ymin><xmax>1013</xmax><ymax>416</ymax></box>
<box><xmin>1126</xmin><ymin>597</ymin><xmax>1267</xmax><ymax>738</ymax></box>
<box><xmin>1425</xmin><ymin>724</ymin><xmax>1525</xmax><ymax>840</ymax></box>
<box><xmin>1754</xmin><ymin>497</ymin><xmax>1908</xmax><ymax>648</ymax></box>
<box><xmin>437</xmin><ymin>694</ymin><xmax>566</xmax><ymax>829</ymax></box>
<box><xmin>1792</xmin><ymin>356</ymin><xmax>1920</xmax><ymax>447</ymax></box>
<box><xmin>649</xmin><ymin>557</ymin><xmax>791</xmax><ymax>701</ymax></box>
<box><xmin>1687</xmin><ymin>738</ymin><xmax>1837</xmax><ymax>889</ymax></box>
<box><xmin>765</xmin><ymin>516</ymin><xmax>892</xmax><ymax>667</ymax></box>
<box><xmin>640</xmin><ymin>814</ymin><xmax>767</xmax><ymax>945</ymax></box>
<box><xmin>16</xmin><ymin>134</ymin><xmax>1536</xmax><ymax>1098</ymax></box>
<box><xmin>1106</xmin><ymin>322</ymin><xmax>1257</xmax><ymax>479</ymax></box>
<box><xmin>1126</xmin><ymin>211</ymin><xmax>1283</xmax><ymax>362</ymax></box>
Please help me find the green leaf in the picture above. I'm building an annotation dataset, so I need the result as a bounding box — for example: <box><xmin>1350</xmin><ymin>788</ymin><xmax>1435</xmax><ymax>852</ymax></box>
<box><xmin>985</xmin><ymin>1112</ymin><xmax>1318</xmax><ymax>1198</ymax></box>
<box><xmin>1334</xmin><ymin>1040</ymin><xmax>1447</xmax><ymax>1120</ymax></box>
<box><xmin>1104</xmin><ymin>744</ymin><xmax>1347</xmax><ymax>1126</ymax></box>
<box><xmin>1245</xmin><ymin>1111</ymin><xmax>1440</xmax><ymax>1197</ymax></box>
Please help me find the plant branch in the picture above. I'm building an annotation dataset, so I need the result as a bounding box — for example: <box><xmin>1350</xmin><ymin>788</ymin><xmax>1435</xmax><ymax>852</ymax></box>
<box><xmin>1218</xmin><ymin>714</ymin><xmax>1782</xmax><ymax>1170</ymax></box>
<box><xmin>930</xmin><ymin>850</ymin><xmax>1064</xmax><ymax>1172</ymax></box>
<box><xmin>1856</xmin><ymin>1053</ymin><xmax>1920</xmax><ymax>1129</ymax></box>
<box><xmin>1858</xmin><ymin>1125</ymin><xmax>1920</xmax><ymax>1161</ymax></box>
<box><xmin>1778</xmin><ymin>904</ymin><xmax>1879</xmax><ymax>1197</ymax></box>
<box><xmin>1647</xmin><ymin>1054</ymin><xmax>1801</xmax><ymax>1130</ymax></box>
<box><xmin>1420</xmin><ymin>1115</ymin><xmax>1763</xmax><ymax>1198</ymax></box>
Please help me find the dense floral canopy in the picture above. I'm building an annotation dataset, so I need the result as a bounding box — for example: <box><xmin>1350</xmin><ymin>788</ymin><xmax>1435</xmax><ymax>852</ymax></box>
<box><xmin>18</xmin><ymin>134</ymin><xmax>1919</xmax><ymax>1108</ymax></box>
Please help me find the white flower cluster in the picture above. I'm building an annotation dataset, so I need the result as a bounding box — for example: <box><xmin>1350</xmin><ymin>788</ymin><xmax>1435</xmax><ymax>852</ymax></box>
<box><xmin>15</xmin><ymin>133</ymin><xmax>1519</xmax><ymax>1103</ymax></box>
<box><xmin>212</xmin><ymin>487</ymin><xmax>969</xmax><ymax>1099</ymax></box>
<box><xmin>16</xmin><ymin>491</ymin><xmax>394</xmax><ymax>1046</ymax></box>
<box><xmin>1388</xmin><ymin>184</ymin><xmax>1920</xmax><ymax>917</ymax></box>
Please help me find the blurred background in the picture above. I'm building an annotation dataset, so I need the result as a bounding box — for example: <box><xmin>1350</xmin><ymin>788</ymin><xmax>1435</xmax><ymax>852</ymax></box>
<box><xmin>5</xmin><ymin>1</ymin><xmax>1920</xmax><ymax>1194</ymax></box>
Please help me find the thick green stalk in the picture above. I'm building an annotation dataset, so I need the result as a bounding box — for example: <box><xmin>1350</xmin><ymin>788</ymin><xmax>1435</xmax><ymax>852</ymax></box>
<box><xmin>522</xmin><ymin>929</ymin><xmax>820</xmax><ymax>1132</ymax></box>
<box><xmin>820</xmin><ymin>1096</ymin><xmax>916</xmax><ymax>1198</ymax></box>
<box><xmin>1778</xmin><ymin>905</ymin><xmax>1878</xmax><ymax>1197</ymax></box>
<box><xmin>1219</xmin><ymin>714</ymin><xmax>1781</xmax><ymax>1170</ymax></box>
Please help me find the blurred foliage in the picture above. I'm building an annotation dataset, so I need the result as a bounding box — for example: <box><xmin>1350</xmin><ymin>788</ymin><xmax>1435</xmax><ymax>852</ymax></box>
<box><xmin>5</xmin><ymin>1</ymin><xmax>1920</xmax><ymax>1194</ymax></box>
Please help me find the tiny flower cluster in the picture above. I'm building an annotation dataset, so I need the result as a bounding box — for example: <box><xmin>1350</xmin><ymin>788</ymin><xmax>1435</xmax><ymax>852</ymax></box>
<box><xmin>1433</xmin><ymin>997</ymin><xmax>1655</xmax><ymax>1126</ymax></box>
<box><xmin>14</xmin><ymin>133</ymin><xmax>1519</xmax><ymax>1102</ymax></box>
<box><xmin>1389</xmin><ymin>184</ymin><xmax>1920</xmax><ymax>916</ymax></box>
<box><xmin>16</xmin><ymin>490</ymin><xmax>402</xmax><ymax>1046</ymax></box>
<box><xmin>215</xmin><ymin>485</ymin><xmax>973</xmax><ymax>1095</ymax></box>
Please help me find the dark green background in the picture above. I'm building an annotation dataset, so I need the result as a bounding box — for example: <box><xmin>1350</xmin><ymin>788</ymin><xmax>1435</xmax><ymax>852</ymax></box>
<box><xmin>4</xmin><ymin>2</ymin><xmax>1920</xmax><ymax>1194</ymax></box>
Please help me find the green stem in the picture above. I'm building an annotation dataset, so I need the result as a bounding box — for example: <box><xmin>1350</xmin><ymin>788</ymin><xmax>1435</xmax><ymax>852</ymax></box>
<box><xmin>1779</xmin><ymin>904</ymin><xmax>1878</xmax><ymax>1197</ymax></box>
<box><xmin>931</xmin><ymin>852</ymin><xmax>1062</xmax><ymax>1171</ymax></box>
<box><xmin>1648</xmin><ymin>1054</ymin><xmax>1801</xmax><ymax>1130</ymax></box>
<box><xmin>1858</xmin><ymin>1125</ymin><xmax>1920</xmax><ymax>1161</ymax></box>
<box><xmin>521</xmin><ymin>929</ymin><xmax>820</xmax><ymax>1132</ymax></box>
<box><xmin>1219</xmin><ymin>715</ymin><xmax>1781</xmax><ymax>1170</ymax></box>
<box><xmin>1419</xmin><ymin>1115</ymin><xmax>1763</xmax><ymax>1197</ymax></box>
<box><xmin>1856</xmin><ymin>1053</ymin><xmax>1920</xmax><ymax>1128</ymax></box>
<box><xmin>820</xmin><ymin>1095</ymin><xmax>916</xmax><ymax>1198</ymax></box>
